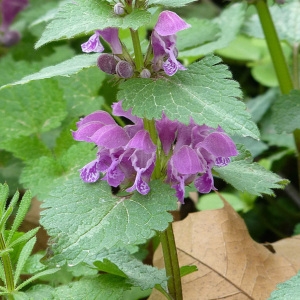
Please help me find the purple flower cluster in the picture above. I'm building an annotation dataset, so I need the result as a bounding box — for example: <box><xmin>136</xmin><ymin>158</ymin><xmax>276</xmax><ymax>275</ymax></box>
<box><xmin>81</xmin><ymin>10</ymin><xmax>190</xmax><ymax>78</ymax></box>
<box><xmin>73</xmin><ymin>102</ymin><xmax>238</xmax><ymax>203</ymax></box>
<box><xmin>0</xmin><ymin>0</ymin><xmax>28</xmax><ymax>46</ymax></box>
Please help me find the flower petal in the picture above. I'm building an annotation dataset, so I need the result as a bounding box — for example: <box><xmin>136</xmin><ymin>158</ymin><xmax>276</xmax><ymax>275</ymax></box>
<box><xmin>81</xmin><ymin>32</ymin><xmax>104</xmax><ymax>53</ymax></box>
<box><xmin>97</xmin><ymin>27</ymin><xmax>122</xmax><ymax>54</ymax></box>
<box><xmin>80</xmin><ymin>159</ymin><xmax>100</xmax><ymax>183</ymax></box>
<box><xmin>154</xmin><ymin>11</ymin><xmax>191</xmax><ymax>36</ymax></box>
<box><xmin>91</xmin><ymin>124</ymin><xmax>130</xmax><ymax>148</ymax></box>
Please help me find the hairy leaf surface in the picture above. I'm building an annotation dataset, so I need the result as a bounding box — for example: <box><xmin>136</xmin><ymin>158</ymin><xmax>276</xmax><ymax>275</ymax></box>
<box><xmin>119</xmin><ymin>55</ymin><xmax>259</xmax><ymax>139</ymax></box>
<box><xmin>41</xmin><ymin>179</ymin><xmax>177</xmax><ymax>265</ymax></box>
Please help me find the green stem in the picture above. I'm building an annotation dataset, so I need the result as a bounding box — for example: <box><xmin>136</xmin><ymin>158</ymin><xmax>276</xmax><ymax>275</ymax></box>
<box><xmin>254</xmin><ymin>0</ymin><xmax>300</xmax><ymax>187</ymax></box>
<box><xmin>130</xmin><ymin>28</ymin><xmax>144</xmax><ymax>72</ymax></box>
<box><xmin>254</xmin><ymin>0</ymin><xmax>294</xmax><ymax>94</ymax></box>
<box><xmin>160</xmin><ymin>223</ymin><xmax>183</xmax><ymax>300</ymax></box>
<box><xmin>143</xmin><ymin>118</ymin><xmax>161</xmax><ymax>180</ymax></box>
<box><xmin>0</xmin><ymin>234</ymin><xmax>14</xmax><ymax>295</ymax></box>
<box><xmin>293</xmin><ymin>43</ymin><xmax>299</xmax><ymax>89</ymax></box>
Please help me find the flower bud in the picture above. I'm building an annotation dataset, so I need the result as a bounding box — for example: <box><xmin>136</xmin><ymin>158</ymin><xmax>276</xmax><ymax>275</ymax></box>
<box><xmin>0</xmin><ymin>30</ymin><xmax>20</xmax><ymax>47</ymax></box>
<box><xmin>97</xmin><ymin>54</ymin><xmax>119</xmax><ymax>74</ymax></box>
<box><xmin>140</xmin><ymin>69</ymin><xmax>151</xmax><ymax>78</ymax></box>
<box><xmin>114</xmin><ymin>3</ymin><xmax>125</xmax><ymax>15</ymax></box>
<box><xmin>116</xmin><ymin>60</ymin><xmax>134</xmax><ymax>78</ymax></box>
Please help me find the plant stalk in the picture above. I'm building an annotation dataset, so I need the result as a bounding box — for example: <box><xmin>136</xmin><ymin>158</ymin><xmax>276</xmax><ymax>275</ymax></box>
<box><xmin>130</xmin><ymin>28</ymin><xmax>144</xmax><ymax>72</ymax></box>
<box><xmin>143</xmin><ymin>118</ymin><xmax>161</xmax><ymax>180</ymax></box>
<box><xmin>254</xmin><ymin>0</ymin><xmax>300</xmax><ymax>187</ymax></box>
<box><xmin>293</xmin><ymin>43</ymin><xmax>299</xmax><ymax>90</ymax></box>
<box><xmin>160</xmin><ymin>223</ymin><xmax>182</xmax><ymax>300</ymax></box>
<box><xmin>0</xmin><ymin>234</ymin><xmax>14</xmax><ymax>296</ymax></box>
<box><xmin>254</xmin><ymin>0</ymin><xmax>294</xmax><ymax>94</ymax></box>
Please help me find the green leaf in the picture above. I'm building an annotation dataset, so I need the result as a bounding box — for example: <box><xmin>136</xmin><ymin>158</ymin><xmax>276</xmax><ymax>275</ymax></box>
<box><xmin>271</xmin><ymin>90</ymin><xmax>300</xmax><ymax>133</ymax></box>
<box><xmin>197</xmin><ymin>192</ymin><xmax>247</xmax><ymax>212</ymax></box>
<box><xmin>246</xmin><ymin>88</ymin><xmax>278</xmax><ymax>123</ymax></box>
<box><xmin>0</xmin><ymin>183</ymin><xmax>9</xmax><ymax>216</ymax></box>
<box><xmin>52</xmin><ymin>275</ymin><xmax>131</xmax><ymax>300</ymax></box>
<box><xmin>0</xmin><ymin>191</ymin><xmax>19</xmax><ymax>232</ymax></box>
<box><xmin>268</xmin><ymin>271</ymin><xmax>300</xmax><ymax>300</ymax></box>
<box><xmin>0</xmin><ymin>136</ymin><xmax>52</xmax><ymax>161</ymax></box>
<box><xmin>20</xmin><ymin>143</ymin><xmax>96</xmax><ymax>200</ymax></box>
<box><xmin>14</xmin><ymin>237</ymin><xmax>36</xmax><ymax>286</ymax></box>
<box><xmin>57</xmin><ymin>67</ymin><xmax>105</xmax><ymax>118</ymax></box>
<box><xmin>23</xmin><ymin>284</ymin><xmax>55</xmax><ymax>300</ymax></box>
<box><xmin>7</xmin><ymin>191</ymin><xmax>32</xmax><ymax>245</ymax></box>
<box><xmin>16</xmin><ymin>268</ymin><xmax>60</xmax><ymax>291</ymax></box>
<box><xmin>180</xmin><ymin>265</ymin><xmax>198</xmax><ymax>277</ymax></box>
<box><xmin>94</xmin><ymin>259</ymin><xmax>127</xmax><ymax>278</ymax></box>
<box><xmin>243</xmin><ymin>2</ymin><xmax>300</xmax><ymax>46</ymax></box>
<box><xmin>94</xmin><ymin>248</ymin><xmax>167</xmax><ymax>290</ymax></box>
<box><xmin>179</xmin><ymin>3</ymin><xmax>246</xmax><ymax>58</ymax></box>
<box><xmin>214</xmin><ymin>147</ymin><xmax>289</xmax><ymax>196</ymax></box>
<box><xmin>7</xmin><ymin>228</ymin><xmax>39</xmax><ymax>250</ymax></box>
<box><xmin>119</xmin><ymin>55</ymin><xmax>259</xmax><ymax>139</ymax></box>
<box><xmin>0</xmin><ymin>79</ymin><xmax>66</xmax><ymax>141</ymax></box>
<box><xmin>176</xmin><ymin>18</ymin><xmax>220</xmax><ymax>52</ymax></box>
<box><xmin>35</xmin><ymin>0</ymin><xmax>151</xmax><ymax>48</ymax></box>
<box><xmin>40</xmin><ymin>178</ymin><xmax>177</xmax><ymax>265</ymax></box>
<box><xmin>148</xmin><ymin>0</ymin><xmax>197</xmax><ymax>7</ymax></box>
<box><xmin>1</xmin><ymin>54</ymin><xmax>99</xmax><ymax>88</ymax></box>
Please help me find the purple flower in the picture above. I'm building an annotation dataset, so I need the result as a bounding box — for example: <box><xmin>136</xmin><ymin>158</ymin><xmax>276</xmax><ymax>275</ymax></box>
<box><xmin>73</xmin><ymin>102</ymin><xmax>238</xmax><ymax>202</ymax></box>
<box><xmin>0</xmin><ymin>0</ymin><xmax>28</xmax><ymax>46</ymax></box>
<box><xmin>72</xmin><ymin>103</ymin><xmax>155</xmax><ymax>195</ymax></box>
<box><xmin>166</xmin><ymin>122</ymin><xmax>238</xmax><ymax>203</ymax></box>
<box><xmin>151</xmin><ymin>11</ymin><xmax>190</xmax><ymax>76</ymax></box>
<box><xmin>81</xmin><ymin>27</ymin><xmax>122</xmax><ymax>54</ymax></box>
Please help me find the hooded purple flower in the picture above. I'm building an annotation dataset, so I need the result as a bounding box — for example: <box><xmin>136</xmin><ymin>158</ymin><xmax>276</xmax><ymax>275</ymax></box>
<box><xmin>81</xmin><ymin>27</ymin><xmax>122</xmax><ymax>54</ymax></box>
<box><xmin>72</xmin><ymin>102</ymin><xmax>155</xmax><ymax>195</ymax></box>
<box><xmin>73</xmin><ymin>102</ymin><xmax>237</xmax><ymax>202</ymax></box>
<box><xmin>0</xmin><ymin>0</ymin><xmax>28</xmax><ymax>46</ymax></box>
<box><xmin>165</xmin><ymin>121</ymin><xmax>238</xmax><ymax>203</ymax></box>
<box><xmin>151</xmin><ymin>11</ymin><xmax>190</xmax><ymax>76</ymax></box>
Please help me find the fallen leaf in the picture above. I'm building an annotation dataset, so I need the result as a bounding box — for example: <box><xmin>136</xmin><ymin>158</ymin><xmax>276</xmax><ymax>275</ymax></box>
<box><xmin>149</xmin><ymin>200</ymin><xmax>298</xmax><ymax>300</ymax></box>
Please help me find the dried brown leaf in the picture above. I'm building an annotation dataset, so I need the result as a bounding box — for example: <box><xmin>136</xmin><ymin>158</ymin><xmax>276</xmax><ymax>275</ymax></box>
<box><xmin>149</xmin><ymin>201</ymin><xmax>298</xmax><ymax>300</ymax></box>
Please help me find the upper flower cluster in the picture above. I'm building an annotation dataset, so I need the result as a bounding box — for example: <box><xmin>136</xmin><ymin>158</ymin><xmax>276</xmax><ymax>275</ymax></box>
<box><xmin>81</xmin><ymin>9</ymin><xmax>190</xmax><ymax>78</ymax></box>
<box><xmin>72</xmin><ymin>102</ymin><xmax>238</xmax><ymax>203</ymax></box>
<box><xmin>0</xmin><ymin>0</ymin><xmax>28</xmax><ymax>46</ymax></box>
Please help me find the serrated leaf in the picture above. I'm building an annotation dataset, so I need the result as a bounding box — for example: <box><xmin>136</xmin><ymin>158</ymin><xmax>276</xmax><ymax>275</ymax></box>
<box><xmin>119</xmin><ymin>55</ymin><xmax>259</xmax><ymax>139</ymax></box>
<box><xmin>179</xmin><ymin>3</ymin><xmax>246</xmax><ymax>58</ymax></box>
<box><xmin>53</xmin><ymin>275</ymin><xmax>131</xmax><ymax>300</ymax></box>
<box><xmin>94</xmin><ymin>248</ymin><xmax>167</xmax><ymax>290</ymax></box>
<box><xmin>1</xmin><ymin>54</ymin><xmax>99</xmax><ymax>88</ymax></box>
<box><xmin>40</xmin><ymin>178</ymin><xmax>177</xmax><ymax>265</ymax></box>
<box><xmin>14</xmin><ymin>237</ymin><xmax>36</xmax><ymax>287</ymax></box>
<box><xmin>271</xmin><ymin>90</ymin><xmax>300</xmax><ymax>133</ymax></box>
<box><xmin>35</xmin><ymin>0</ymin><xmax>151</xmax><ymax>48</ymax></box>
<box><xmin>0</xmin><ymin>79</ymin><xmax>66</xmax><ymax>141</ymax></box>
<box><xmin>215</xmin><ymin>159</ymin><xmax>289</xmax><ymax>196</ymax></box>
<box><xmin>268</xmin><ymin>271</ymin><xmax>300</xmax><ymax>300</ymax></box>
